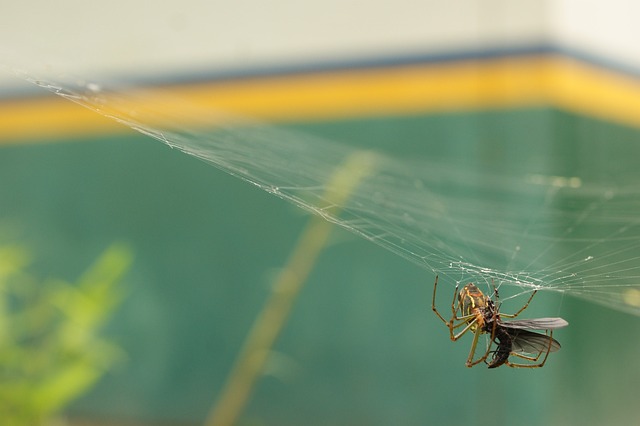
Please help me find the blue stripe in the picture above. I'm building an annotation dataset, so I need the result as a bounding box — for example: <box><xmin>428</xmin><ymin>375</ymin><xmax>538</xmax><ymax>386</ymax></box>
<box><xmin>139</xmin><ymin>44</ymin><xmax>640</xmax><ymax>86</ymax></box>
<box><xmin>2</xmin><ymin>43</ymin><xmax>640</xmax><ymax>99</ymax></box>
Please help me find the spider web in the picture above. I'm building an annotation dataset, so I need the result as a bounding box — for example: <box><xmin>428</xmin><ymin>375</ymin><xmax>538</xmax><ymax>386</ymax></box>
<box><xmin>5</xmin><ymin>65</ymin><xmax>640</xmax><ymax>317</ymax></box>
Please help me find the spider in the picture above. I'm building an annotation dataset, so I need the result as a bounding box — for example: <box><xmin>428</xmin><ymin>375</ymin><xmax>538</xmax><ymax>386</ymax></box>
<box><xmin>431</xmin><ymin>275</ymin><xmax>569</xmax><ymax>368</ymax></box>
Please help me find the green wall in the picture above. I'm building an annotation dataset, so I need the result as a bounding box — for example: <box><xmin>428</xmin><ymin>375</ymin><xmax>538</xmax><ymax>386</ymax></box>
<box><xmin>1</xmin><ymin>107</ymin><xmax>639</xmax><ymax>425</ymax></box>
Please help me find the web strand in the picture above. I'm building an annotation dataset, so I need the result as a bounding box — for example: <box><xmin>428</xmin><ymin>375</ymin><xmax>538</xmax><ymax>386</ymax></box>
<box><xmin>6</xmin><ymin>66</ymin><xmax>640</xmax><ymax>316</ymax></box>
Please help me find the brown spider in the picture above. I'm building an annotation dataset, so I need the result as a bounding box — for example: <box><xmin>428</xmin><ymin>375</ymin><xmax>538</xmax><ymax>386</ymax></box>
<box><xmin>431</xmin><ymin>275</ymin><xmax>568</xmax><ymax>368</ymax></box>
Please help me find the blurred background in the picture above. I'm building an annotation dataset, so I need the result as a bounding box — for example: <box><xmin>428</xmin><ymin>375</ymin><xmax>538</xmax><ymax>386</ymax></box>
<box><xmin>2</xmin><ymin>1</ymin><xmax>640</xmax><ymax>425</ymax></box>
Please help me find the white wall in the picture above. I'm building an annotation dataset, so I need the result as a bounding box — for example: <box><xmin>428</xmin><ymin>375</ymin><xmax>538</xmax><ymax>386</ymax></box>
<box><xmin>550</xmin><ymin>0</ymin><xmax>640</xmax><ymax>70</ymax></box>
<box><xmin>2</xmin><ymin>1</ymin><xmax>639</xmax><ymax>89</ymax></box>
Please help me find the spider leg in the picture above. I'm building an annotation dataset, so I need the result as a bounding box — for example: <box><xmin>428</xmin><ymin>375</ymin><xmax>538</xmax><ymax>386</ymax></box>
<box><xmin>465</xmin><ymin>326</ymin><xmax>496</xmax><ymax>367</ymax></box>
<box><xmin>432</xmin><ymin>276</ymin><xmax>479</xmax><ymax>341</ymax></box>
<box><xmin>464</xmin><ymin>327</ymin><xmax>482</xmax><ymax>367</ymax></box>
<box><xmin>505</xmin><ymin>330</ymin><xmax>554</xmax><ymax>368</ymax></box>
<box><xmin>465</xmin><ymin>314</ymin><xmax>499</xmax><ymax>368</ymax></box>
<box><xmin>432</xmin><ymin>275</ymin><xmax>474</xmax><ymax>324</ymax></box>
<box><xmin>450</xmin><ymin>282</ymin><xmax>460</xmax><ymax>320</ymax></box>
<box><xmin>509</xmin><ymin>330</ymin><xmax>555</xmax><ymax>363</ymax></box>
<box><xmin>449</xmin><ymin>317</ymin><xmax>480</xmax><ymax>341</ymax></box>
<box><xmin>498</xmin><ymin>290</ymin><xmax>538</xmax><ymax>318</ymax></box>
<box><xmin>431</xmin><ymin>275</ymin><xmax>449</xmax><ymax>325</ymax></box>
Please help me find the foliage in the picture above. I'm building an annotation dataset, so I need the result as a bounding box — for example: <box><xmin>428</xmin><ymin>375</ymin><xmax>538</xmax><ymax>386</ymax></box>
<box><xmin>0</xmin><ymin>244</ymin><xmax>133</xmax><ymax>426</ymax></box>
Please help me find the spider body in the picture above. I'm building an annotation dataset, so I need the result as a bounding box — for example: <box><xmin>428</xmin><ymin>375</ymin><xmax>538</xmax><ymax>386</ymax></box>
<box><xmin>457</xmin><ymin>283</ymin><xmax>491</xmax><ymax>329</ymax></box>
<box><xmin>432</xmin><ymin>276</ymin><xmax>568</xmax><ymax>369</ymax></box>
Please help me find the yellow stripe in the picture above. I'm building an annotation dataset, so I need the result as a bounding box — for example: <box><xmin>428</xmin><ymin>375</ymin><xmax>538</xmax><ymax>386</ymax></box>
<box><xmin>545</xmin><ymin>56</ymin><xmax>640</xmax><ymax>125</ymax></box>
<box><xmin>2</xmin><ymin>54</ymin><xmax>640</xmax><ymax>143</ymax></box>
<box><xmin>0</xmin><ymin>97</ymin><xmax>129</xmax><ymax>142</ymax></box>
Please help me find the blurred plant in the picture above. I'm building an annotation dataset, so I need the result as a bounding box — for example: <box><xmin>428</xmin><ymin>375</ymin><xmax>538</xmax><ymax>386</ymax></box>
<box><xmin>0</xmin><ymin>243</ymin><xmax>133</xmax><ymax>426</ymax></box>
<box><xmin>207</xmin><ymin>151</ymin><xmax>376</xmax><ymax>426</ymax></box>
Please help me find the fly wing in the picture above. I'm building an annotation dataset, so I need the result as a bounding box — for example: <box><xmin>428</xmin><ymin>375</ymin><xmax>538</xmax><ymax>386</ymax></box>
<box><xmin>508</xmin><ymin>329</ymin><xmax>562</xmax><ymax>354</ymax></box>
<box><xmin>500</xmin><ymin>317</ymin><xmax>569</xmax><ymax>330</ymax></box>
